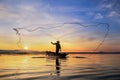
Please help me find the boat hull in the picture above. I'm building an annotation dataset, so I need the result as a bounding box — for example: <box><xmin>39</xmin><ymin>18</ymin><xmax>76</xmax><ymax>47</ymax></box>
<box><xmin>46</xmin><ymin>51</ymin><xmax>68</xmax><ymax>58</ymax></box>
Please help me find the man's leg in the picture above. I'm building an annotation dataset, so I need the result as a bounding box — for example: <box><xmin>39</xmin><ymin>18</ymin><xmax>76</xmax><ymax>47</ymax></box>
<box><xmin>56</xmin><ymin>49</ymin><xmax>59</xmax><ymax>56</ymax></box>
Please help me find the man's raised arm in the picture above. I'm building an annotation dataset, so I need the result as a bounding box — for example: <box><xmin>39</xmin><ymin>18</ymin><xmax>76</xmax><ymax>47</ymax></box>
<box><xmin>51</xmin><ymin>42</ymin><xmax>56</xmax><ymax>45</ymax></box>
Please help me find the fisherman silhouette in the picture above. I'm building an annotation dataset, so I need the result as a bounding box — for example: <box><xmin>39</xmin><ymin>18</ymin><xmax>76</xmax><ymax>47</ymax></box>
<box><xmin>51</xmin><ymin>41</ymin><xmax>61</xmax><ymax>56</ymax></box>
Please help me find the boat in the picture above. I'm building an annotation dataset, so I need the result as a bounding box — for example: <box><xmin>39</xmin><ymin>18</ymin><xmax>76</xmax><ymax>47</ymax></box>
<box><xmin>46</xmin><ymin>51</ymin><xmax>68</xmax><ymax>58</ymax></box>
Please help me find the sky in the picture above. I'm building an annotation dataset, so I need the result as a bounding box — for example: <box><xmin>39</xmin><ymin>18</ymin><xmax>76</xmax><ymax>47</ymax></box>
<box><xmin>0</xmin><ymin>0</ymin><xmax>120</xmax><ymax>52</ymax></box>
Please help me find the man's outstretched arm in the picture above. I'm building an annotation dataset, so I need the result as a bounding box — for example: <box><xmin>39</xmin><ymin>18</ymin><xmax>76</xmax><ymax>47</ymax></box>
<box><xmin>51</xmin><ymin>42</ymin><xmax>56</xmax><ymax>45</ymax></box>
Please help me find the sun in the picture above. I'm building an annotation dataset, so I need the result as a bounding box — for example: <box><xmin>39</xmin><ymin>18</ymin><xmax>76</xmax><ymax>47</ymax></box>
<box><xmin>24</xmin><ymin>46</ymin><xmax>28</xmax><ymax>50</ymax></box>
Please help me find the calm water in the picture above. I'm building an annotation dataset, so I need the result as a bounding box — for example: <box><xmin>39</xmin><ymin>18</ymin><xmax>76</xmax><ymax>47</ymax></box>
<box><xmin>0</xmin><ymin>54</ymin><xmax>120</xmax><ymax>80</ymax></box>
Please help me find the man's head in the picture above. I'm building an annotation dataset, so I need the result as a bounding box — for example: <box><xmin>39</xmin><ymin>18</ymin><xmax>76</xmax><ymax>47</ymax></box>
<box><xmin>57</xmin><ymin>41</ymin><xmax>60</xmax><ymax>43</ymax></box>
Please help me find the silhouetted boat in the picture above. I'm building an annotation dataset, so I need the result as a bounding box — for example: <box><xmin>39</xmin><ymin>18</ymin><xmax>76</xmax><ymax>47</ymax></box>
<box><xmin>46</xmin><ymin>51</ymin><xmax>68</xmax><ymax>58</ymax></box>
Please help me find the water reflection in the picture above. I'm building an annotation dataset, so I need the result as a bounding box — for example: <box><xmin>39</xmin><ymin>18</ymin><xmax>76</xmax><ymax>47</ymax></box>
<box><xmin>56</xmin><ymin>57</ymin><xmax>60</xmax><ymax>76</ymax></box>
<box><xmin>46</xmin><ymin>56</ymin><xmax>67</xmax><ymax>76</ymax></box>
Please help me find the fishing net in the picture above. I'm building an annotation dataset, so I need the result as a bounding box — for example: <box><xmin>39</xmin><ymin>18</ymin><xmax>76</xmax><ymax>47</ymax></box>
<box><xmin>13</xmin><ymin>22</ymin><xmax>109</xmax><ymax>52</ymax></box>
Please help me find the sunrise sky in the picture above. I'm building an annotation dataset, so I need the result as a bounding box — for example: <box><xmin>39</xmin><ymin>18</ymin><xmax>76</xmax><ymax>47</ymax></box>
<box><xmin>0</xmin><ymin>0</ymin><xmax>120</xmax><ymax>52</ymax></box>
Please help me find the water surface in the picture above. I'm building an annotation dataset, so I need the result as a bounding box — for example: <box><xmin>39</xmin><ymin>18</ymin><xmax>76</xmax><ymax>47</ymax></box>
<box><xmin>0</xmin><ymin>53</ymin><xmax>120</xmax><ymax>80</ymax></box>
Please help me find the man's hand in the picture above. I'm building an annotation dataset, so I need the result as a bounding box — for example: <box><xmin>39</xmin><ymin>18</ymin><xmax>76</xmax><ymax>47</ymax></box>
<box><xmin>51</xmin><ymin>42</ymin><xmax>55</xmax><ymax>45</ymax></box>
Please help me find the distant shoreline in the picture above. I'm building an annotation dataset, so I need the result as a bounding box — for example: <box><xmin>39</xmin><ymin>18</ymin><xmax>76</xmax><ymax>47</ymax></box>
<box><xmin>0</xmin><ymin>50</ymin><xmax>120</xmax><ymax>54</ymax></box>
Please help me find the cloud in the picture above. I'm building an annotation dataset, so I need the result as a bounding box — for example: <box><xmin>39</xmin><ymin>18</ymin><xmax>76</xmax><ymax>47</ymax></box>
<box><xmin>100</xmin><ymin>0</ymin><xmax>120</xmax><ymax>11</ymax></box>
<box><xmin>52</xmin><ymin>6</ymin><xmax>91</xmax><ymax>12</ymax></box>
<box><xmin>108</xmin><ymin>11</ymin><xmax>120</xmax><ymax>17</ymax></box>
<box><xmin>94</xmin><ymin>13</ymin><xmax>104</xmax><ymax>19</ymax></box>
<box><xmin>0</xmin><ymin>2</ymin><xmax>85</xmax><ymax>41</ymax></box>
<box><xmin>100</xmin><ymin>3</ymin><xmax>113</xmax><ymax>9</ymax></box>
